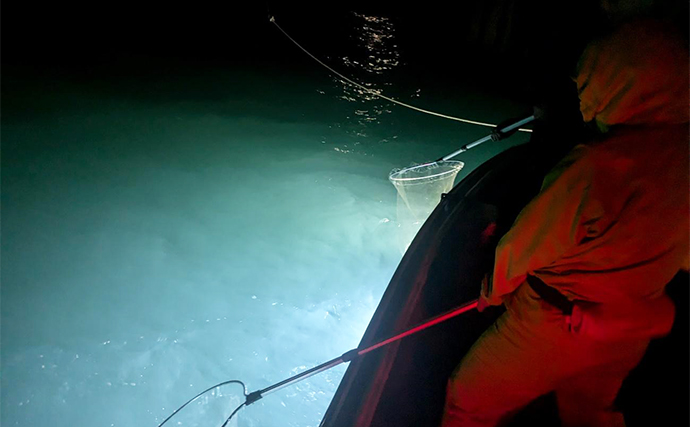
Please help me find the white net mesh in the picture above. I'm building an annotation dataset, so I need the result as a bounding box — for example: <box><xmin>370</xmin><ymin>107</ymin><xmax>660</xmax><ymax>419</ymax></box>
<box><xmin>389</xmin><ymin>160</ymin><xmax>464</xmax><ymax>252</ymax></box>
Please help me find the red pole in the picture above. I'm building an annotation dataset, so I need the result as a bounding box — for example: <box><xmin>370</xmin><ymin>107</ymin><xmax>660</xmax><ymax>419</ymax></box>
<box><xmin>357</xmin><ymin>299</ymin><xmax>479</xmax><ymax>356</ymax></box>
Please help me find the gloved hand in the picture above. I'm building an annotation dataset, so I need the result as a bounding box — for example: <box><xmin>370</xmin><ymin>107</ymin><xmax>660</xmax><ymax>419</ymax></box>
<box><xmin>477</xmin><ymin>273</ymin><xmax>493</xmax><ymax>312</ymax></box>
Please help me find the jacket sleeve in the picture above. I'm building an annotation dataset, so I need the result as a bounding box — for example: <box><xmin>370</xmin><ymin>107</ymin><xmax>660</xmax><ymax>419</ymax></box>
<box><xmin>485</xmin><ymin>146</ymin><xmax>593</xmax><ymax>306</ymax></box>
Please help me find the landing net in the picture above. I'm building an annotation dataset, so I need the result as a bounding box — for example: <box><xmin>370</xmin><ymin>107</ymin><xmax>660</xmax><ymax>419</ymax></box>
<box><xmin>389</xmin><ymin>161</ymin><xmax>464</xmax><ymax>251</ymax></box>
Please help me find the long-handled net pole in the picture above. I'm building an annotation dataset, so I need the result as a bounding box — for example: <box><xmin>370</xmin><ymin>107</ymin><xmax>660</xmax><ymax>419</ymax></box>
<box><xmin>438</xmin><ymin>115</ymin><xmax>536</xmax><ymax>162</ymax></box>
<box><xmin>241</xmin><ymin>299</ymin><xmax>478</xmax><ymax>404</ymax></box>
<box><xmin>391</xmin><ymin>114</ymin><xmax>536</xmax><ymax>182</ymax></box>
<box><xmin>159</xmin><ymin>299</ymin><xmax>479</xmax><ymax>426</ymax></box>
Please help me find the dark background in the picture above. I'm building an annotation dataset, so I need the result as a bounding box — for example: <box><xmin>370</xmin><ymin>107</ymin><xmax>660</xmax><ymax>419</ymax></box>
<box><xmin>3</xmin><ymin>1</ymin><xmax>688</xmax><ymax>114</ymax></box>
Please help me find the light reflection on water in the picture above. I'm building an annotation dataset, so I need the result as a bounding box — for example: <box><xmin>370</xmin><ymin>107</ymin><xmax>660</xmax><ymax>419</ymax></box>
<box><xmin>333</xmin><ymin>13</ymin><xmax>401</xmax><ymax>139</ymax></box>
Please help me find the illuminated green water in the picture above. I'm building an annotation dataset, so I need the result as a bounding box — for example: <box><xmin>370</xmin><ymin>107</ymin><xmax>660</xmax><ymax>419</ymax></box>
<box><xmin>2</xmin><ymin>25</ymin><xmax>531</xmax><ymax>427</ymax></box>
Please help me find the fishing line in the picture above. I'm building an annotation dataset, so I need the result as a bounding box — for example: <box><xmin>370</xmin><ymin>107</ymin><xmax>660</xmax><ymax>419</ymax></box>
<box><xmin>269</xmin><ymin>16</ymin><xmax>532</xmax><ymax>133</ymax></box>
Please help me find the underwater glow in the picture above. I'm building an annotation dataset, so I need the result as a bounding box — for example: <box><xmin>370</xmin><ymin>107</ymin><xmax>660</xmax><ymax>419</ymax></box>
<box><xmin>2</xmin><ymin>16</ymin><xmax>531</xmax><ymax>427</ymax></box>
<box><xmin>1</xmin><ymin>81</ymin><xmax>401</xmax><ymax>426</ymax></box>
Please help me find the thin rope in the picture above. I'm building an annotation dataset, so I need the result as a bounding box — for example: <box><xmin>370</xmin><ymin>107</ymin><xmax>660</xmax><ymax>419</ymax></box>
<box><xmin>220</xmin><ymin>402</ymin><xmax>246</xmax><ymax>427</ymax></box>
<box><xmin>270</xmin><ymin>16</ymin><xmax>532</xmax><ymax>133</ymax></box>
<box><xmin>157</xmin><ymin>380</ymin><xmax>247</xmax><ymax>427</ymax></box>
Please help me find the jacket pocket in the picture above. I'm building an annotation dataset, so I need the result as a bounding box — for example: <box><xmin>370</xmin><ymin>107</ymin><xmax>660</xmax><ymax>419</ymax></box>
<box><xmin>570</xmin><ymin>293</ymin><xmax>675</xmax><ymax>341</ymax></box>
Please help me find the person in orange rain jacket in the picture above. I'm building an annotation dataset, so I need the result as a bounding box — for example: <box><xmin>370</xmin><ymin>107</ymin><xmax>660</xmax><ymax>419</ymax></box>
<box><xmin>441</xmin><ymin>19</ymin><xmax>689</xmax><ymax>427</ymax></box>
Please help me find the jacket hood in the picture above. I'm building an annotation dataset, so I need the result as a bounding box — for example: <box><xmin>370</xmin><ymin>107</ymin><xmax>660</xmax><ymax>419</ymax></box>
<box><xmin>575</xmin><ymin>20</ymin><xmax>689</xmax><ymax>128</ymax></box>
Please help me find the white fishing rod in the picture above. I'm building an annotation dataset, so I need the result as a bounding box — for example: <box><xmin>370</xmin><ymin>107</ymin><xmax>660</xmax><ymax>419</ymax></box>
<box><xmin>269</xmin><ymin>15</ymin><xmax>534</xmax><ymax>134</ymax></box>
<box><xmin>269</xmin><ymin>14</ymin><xmax>537</xmax><ymax>171</ymax></box>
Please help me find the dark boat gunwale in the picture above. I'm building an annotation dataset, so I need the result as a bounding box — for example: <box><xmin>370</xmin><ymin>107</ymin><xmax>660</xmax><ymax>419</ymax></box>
<box><xmin>321</xmin><ymin>141</ymin><xmax>688</xmax><ymax>427</ymax></box>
